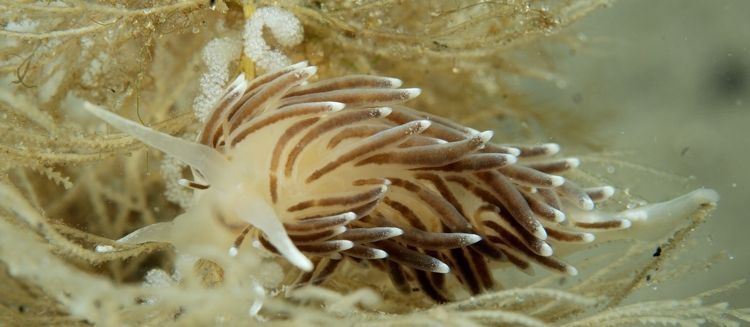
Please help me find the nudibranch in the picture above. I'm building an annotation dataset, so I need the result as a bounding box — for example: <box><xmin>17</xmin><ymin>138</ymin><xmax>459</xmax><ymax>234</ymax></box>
<box><xmin>83</xmin><ymin>62</ymin><xmax>719</xmax><ymax>302</ymax></box>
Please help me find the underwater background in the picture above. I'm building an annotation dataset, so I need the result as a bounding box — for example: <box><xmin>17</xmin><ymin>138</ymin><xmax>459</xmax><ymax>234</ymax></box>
<box><xmin>1</xmin><ymin>0</ymin><xmax>748</xmax><ymax>325</ymax></box>
<box><xmin>551</xmin><ymin>0</ymin><xmax>750</xmax><ymax>308</ymax></box>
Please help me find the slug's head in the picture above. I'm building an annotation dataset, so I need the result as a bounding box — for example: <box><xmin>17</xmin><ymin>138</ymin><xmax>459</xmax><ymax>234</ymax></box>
<box><xmin>82</xmin><ymin>102</ymin><xmax>314</xmax><ymax>271</ymax></box>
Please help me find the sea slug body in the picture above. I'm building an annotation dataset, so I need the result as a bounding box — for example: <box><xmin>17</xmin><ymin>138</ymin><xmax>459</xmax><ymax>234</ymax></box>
<box><xmin>83</xmin><ymin>62</ymin><xmax>719</xmax><ymax>302</ymax></box>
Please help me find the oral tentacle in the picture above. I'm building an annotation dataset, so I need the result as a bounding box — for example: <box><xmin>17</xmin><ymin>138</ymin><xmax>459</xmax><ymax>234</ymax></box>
<box><xmin>83</xmin><ymin>102</ymin><xmax>229</xmax><ymax>184</ymax></box>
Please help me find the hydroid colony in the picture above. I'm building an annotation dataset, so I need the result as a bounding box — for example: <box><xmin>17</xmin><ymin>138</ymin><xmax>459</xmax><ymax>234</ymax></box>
<box><xmin>0</xmin><ymin>1</ymin><xmax>747</xmax><ymax>326</ymax></box>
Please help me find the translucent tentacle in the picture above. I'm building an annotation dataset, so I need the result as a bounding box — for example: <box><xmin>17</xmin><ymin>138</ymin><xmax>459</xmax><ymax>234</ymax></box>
<box><xmin>83</xmin><ymin>102</ymin><xmax>229</xmax><ymax>184</ymax></box>
<box><xmin>235</xmin><ymin>195</ymin><xmax>313</xmax><ymax>271</ymax></box>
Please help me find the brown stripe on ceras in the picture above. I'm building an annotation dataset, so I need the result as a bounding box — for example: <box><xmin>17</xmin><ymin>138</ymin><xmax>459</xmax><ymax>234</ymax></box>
<box><xmin>380</xmin><ymin>199</ymin><xmax>428</xmax><ymax>230</ymax></box>
<box><xmin>293</xmin><ymin>199</ymin><xmax>380</xmax><ymax>223</ymax></box>
<box><xmin>426</xmin><ymin>250</ymin><xmax>446</xmax><ymax>291</ymax></box>
<box><xmin>445</xmin><ymin>175</ymin><xmax>499</xmax><ymax>207</ymax></box>
<box><xmin>470</xmin><ymin>238</ymin><xmax>506</xmax><ymax>261</ymax></box>
<box><xmin>448</xmin><ymin>246</ymin><xmax>482</xmax><ymax>294</ymax></box>
<box><xmin>387</xmin><ymin>109</ymin><xmax>522</xmax><ymax>164</ymax></box>
<box><xmin>574</xmin><ymin>220</ymin><xmax>629</xmax><ymax>230</ymax></box>
<box><xmin>414</xmin><ymin>172</ymin><xmax>466</xmax><ymax>217</ymax></box>
<box><xmin>231</xmin><ymin>225</ymin><xmax>253</xmax><ymax>250</ymax></box>
<box><xmin>385</xmin><ymin>109</ymin><xmax>464</xmax><ymax>142</ymax></box>
<box><xmin>375</xmin><ymin>240</ymin><xmax>448</xmax><ymax>273</ymax></box>
<box><xmin>286</xmin><ymin>75</ymin><xmax>402</xmax><ymax>97</ymax></box>
<box><xmin>281</xmin><ymin>88</ymin><xmax>417</xmax><ymax>108</ymax></box>
<box><xmin>339</xmin><ymin>227</ymin><xmax>401</xmax><ymax>243</ymax></box>
<box><xmin>437</xmin><ymin>175</ymin><xmax>511</xmax><ymax>260</ymax></box>
<box><xmin>249</xmin><ymin>63</ymin><xmax>311</xmax><ymax>92</ymax></box>
<box><xmin>200</xmin><ymin>65</ymin><xmax>306</xmax><ymax>147</ymax></box>
<box><xmin>352</xmin><ymin>178</ymin><xmax>391</xmax><ymax>186</ymax></box>
<box><xmin>483</xmin><ymin>223</ymin><xmax>572</xmax><ymax>274</ymax></box>
<box><xmin>284</xmin><ymin>108</ymin><xmax>390</xmax><ymax>178</ymax></box>
<box><xmin>284</xmin><ymin>212</ymin><xmax>354</xmax><ymax>233</ymax></box>
<box><xmin>257</xmin><ymin>235</ymin><xmax>280</xmax><ymax>255</ymax></box>
<box><xmin>292</xmin><ymin>256</ymin><xmax>322</xmax><ymax>286</ymax></box>
<box><xmin>482</xmin><ymin>143</ymin><xmax>524</xmax><ymax>156</ymax></box>
<box><xmin>229</xmin><ymin>102</ymin><xmax>342</xmax><ymax>146</ymax></box>
<box><xmin>414</xmin><ymin>268</ymin><xmax>449</xmax><ymax>303</ymax></box>
<box><xmin>525</xmin><ymin>158</ymin><xmax>579</xmax><ymax>174</ymax></box>
<box><xmin>226</xmin><ymin>67</ymin><xmax>315</xmax><ymax>132</ymax></box>
<box><xmin>521</xmin><ymin>190</ymin><xmax>564</xmax><ymax>223</ymax></box>
<box><xmin>187</xmin><ymin>181</ymin><xmax>211</xmax><ymax>190</ymax></box>
<box><xmin>462</xmin><ymin>204</ymin><xmax>508</xmax><ymax>261</ymax></box>
<box><xmin>289</xmin><ymin>226</ymin><xmax>344</xmax><ymax>244</ymax></box>
<box><xmin>476</xmin><ymin>203</ymin><xmax>551</xmax><ymax>257</ymax></box>
<box><xmin>484</xmin><ymin>236</ymin><xmax>532</xmax><ymax>272</ymax></box>
<box><xmin>306</xmin><ymin>120</ymin><xmax>428</xmax><ymax>183</ymax></box>
<box><xmin>234</xmin><ymin>64</ymin><xmax>311</xmax><ymax>114</ymax></box>
<box><xmin>584</xmin><ymin>186</ymin><xmax>615</xmax><ymax>202</ymax></box>
<box><xmin>343</xmin><ymin>245</ymin><xmax>386</xmax><ymax>259</ymax></box>
<box><xmin>326</xmin><ymin>124</ymin><xmax>389</xmax><ymax>149</ymax></box>
<box><xmin>483</xmin><ymin>219</ymin><xmax>549</xmax><ymax>257</ymax></box>
<box><xmin>283</xmin><ymin>197</ymin><xmax>378</xmax><ymax>223</ymax></box>
<box><xmin>351</xmin><ymin>199</ymin><xmax>382</xmax><ymax>218</ymax></box>
<box><xmin>467</xmin><ymin>247</ymin><xmax>495</xmax><ymax>290</ymax></box>
<box><xmin>511</xmin><ymin>144</ymin><xmax>558</xmax><ymax>158</ymax></box>
<box><xmin>356</xmin><ymin>132</ymin><xmax>488</xmax><ymax>167</ymax></box>
<box><xmin>386</xmin><ymin>260</ymin><xmax>411</xmax><ymax>293</ymax></box>
<box><xmin>545</xmin><ymin>227</ymin><xmax>592</xmax><ymax>243</ymax></box>
<box><xmin>397</xmin><ymin>228</ymin><xmax>480</xmax><ymax>250</ymax></box>
<box><xmin>269</xmin><ymin>117</ymin><xmax>320</xmax><ymax>203</ymax></box>
<box><xmin>286</xmin><ymin>184</ymin><xmax>387</xmax><ymax>212</ymax></box>
<box><xmin>531</xmin><ymin>254</ymin><xmax>573</xmax><ymax>274</ymax></box>
<box><xmin>537</xmin><ymin>187</ymin><xmax>563</xmax><ymax>211</ymax></box>
<box><xmin>365</xmin><ymin>257</ymin><xmax>385</xmax><ymax>269</ymax></box>
<box><xmin>485</xmin><ymin>226</ymin><xmax>552</xmax><ymax>269</ymax></box>
<box><xmin>311</xmin><ymin>258</ymin><xmax>342</xmax><ymax>285</ymax></box>
<box><xmin>429</xmin><ymin>272</ymin><xmax>447</xmax><ymax>298</ymax></box>
<box><xmin>390</xmin><ymin>105</ymin><xmax>477</xmax><ymax>136</ymax></box>
<box><xmin>297</xmin><ymin>240</ymin><xmax>352</xmax><ymax>255</ymax></box>
<box><xmin>367</xmin><ymin>211</ymin><xmax>477</xmax><ymax>250</ymax></box>
<box><xmin>388</xmin><ymin>178</ymin><xmax>473</xmax><ymax>232</ymax></box>
<box><xmin>199</xmin><ymin>81</ymin><xmax>248</xmax><ymax>147</ymax></box>
<box><xmin>398</xmin><ymin>136</ymin><xmax>445</xmax><ymax>147</ymax></box>
<box><xmin>412</xmin><ymin>153</ymin><xmax>514</xmax><ymax>172</ymax></box>
<box><xmin>558</xmin><ymin>180</ymin><xmax>595</xmax><ymax>210</ymax></box>
<box><xmin>498</xmin><ymin>164</ymin><xmax>563</xmax><ymax>188</ymax></box>
<box><xmin>477</xmin><ymin>171</ymin><xmax>545</xmax><ymax>239</ymax></box>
